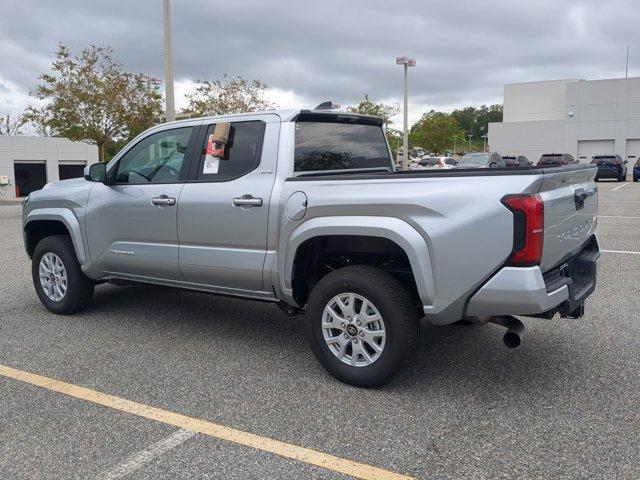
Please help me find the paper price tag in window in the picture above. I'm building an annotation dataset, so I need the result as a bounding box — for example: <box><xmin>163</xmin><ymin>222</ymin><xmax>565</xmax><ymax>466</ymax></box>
<box><xmin>203</xmin><ymin>155</ymin><xmax>219</xmax><ymax>174</ymax></box>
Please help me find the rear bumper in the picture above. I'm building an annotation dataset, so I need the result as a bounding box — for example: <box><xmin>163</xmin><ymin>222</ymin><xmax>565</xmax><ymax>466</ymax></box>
<box><xmin>595</xmin><ymin>167</ymin><xmax>622</xmax><ymax>178</ymax></box>
<box><xmin>465</xmin><ymin>235</ymin><xmax>600</xmax><ymax>318</ymax></box>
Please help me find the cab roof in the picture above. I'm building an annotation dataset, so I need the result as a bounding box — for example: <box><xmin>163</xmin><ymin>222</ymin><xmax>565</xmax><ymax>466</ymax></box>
<box><xmin>160</xmin><ymin>109</ymin><xmax>384</xmax><ymax>127</ymax></box>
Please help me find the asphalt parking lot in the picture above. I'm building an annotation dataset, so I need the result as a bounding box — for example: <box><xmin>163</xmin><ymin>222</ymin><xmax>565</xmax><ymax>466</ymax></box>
<box><xmin>1</xmin><ymin>179</ymin><xmax>639</xmax><ymax>479</ymax></box>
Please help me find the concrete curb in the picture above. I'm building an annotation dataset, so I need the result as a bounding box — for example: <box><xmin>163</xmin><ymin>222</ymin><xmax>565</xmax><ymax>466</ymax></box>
<box><xmin>0</xmin><ymin>197</ymin><xmax>22</xmax><ymax>205</ymax></box>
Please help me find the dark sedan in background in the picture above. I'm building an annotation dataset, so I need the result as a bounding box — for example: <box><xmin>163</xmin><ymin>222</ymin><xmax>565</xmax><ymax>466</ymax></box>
<box><xmin>633</xmin><ymin>158</ymin><xmax>640</xmax><ymax>182</ymax></box>
<box><xmin>502</xmin><ymin>155</ymin><xmax>531</xmax><ymax>167</ymax></box>
<box><xmin>591</xmin><ymin>155</ymin><xmax>627</xmax><ymax>182</ymax></box>
<box><xmin>537</xmin><ymin>153</ymin><xmax>577</xmax><ymax>166</ymax></box>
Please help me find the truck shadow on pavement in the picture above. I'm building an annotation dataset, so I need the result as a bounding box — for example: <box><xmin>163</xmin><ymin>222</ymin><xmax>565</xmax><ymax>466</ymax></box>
<box><xmin>88</xmin><ymin>284</ymin><xmax>587</xmax><ymax>395</ymax></box>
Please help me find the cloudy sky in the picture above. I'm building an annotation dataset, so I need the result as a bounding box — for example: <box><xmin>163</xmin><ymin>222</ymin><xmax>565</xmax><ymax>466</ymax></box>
<box><xmin>0</xmin><ymin>0</ymin><xmax>639</xmax><ymax>128</ymax></box>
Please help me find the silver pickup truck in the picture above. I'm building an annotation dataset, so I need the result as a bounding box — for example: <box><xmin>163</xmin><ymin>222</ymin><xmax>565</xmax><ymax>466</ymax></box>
<box><xmin>22</xmin><ymin>108</ymin><xmax>600</xmax><ymax>386</ymax></box>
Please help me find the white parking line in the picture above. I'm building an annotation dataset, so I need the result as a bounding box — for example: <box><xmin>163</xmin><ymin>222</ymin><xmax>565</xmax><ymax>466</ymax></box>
<box><xmin>599</xmin><ymin>201</ymin><xmax>640</xmax><ymax>203</ymax></box>
<box><xmin>98</xmin><ymin>429</ymin><xmax>197</xmax><ymax>479</ymax></box>
<box><xmin>602</xmin><ymin>249</ymin><xmax>640</xmax><ymax>255</ymax></box>
<box><xmin>612</xmin><ymin>182</ymin><xmax>630</xmax><ymax>191</ymax></box>
<box><xmin>599</xmin><ymin>215</ymin><xmax>640</xmax><ymax>219</ymax></box>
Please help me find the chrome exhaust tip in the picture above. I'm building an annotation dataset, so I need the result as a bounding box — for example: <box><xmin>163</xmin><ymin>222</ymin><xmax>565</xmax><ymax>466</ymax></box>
<box><xmin>490</xmin><ymin>316</ymin><xmax>525</xmax><ymax>348</ymax></box>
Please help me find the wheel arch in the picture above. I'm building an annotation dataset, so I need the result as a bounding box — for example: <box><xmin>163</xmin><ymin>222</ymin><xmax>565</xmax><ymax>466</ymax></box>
<box><xmin>280</xmin><ymin>216</ymin><xmax>435</xmax><ymax>309</ymax></box>
<box><xmin>24</xmin><ymin>208</ymin><xmax>87</xmax><ymax>266</ymax></box>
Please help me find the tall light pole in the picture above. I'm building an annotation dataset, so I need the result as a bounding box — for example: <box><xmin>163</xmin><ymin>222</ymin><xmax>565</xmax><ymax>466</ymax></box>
<box><xmin>468</xmin><ymin>134</ymin><xmax>473</xmax><ymax>151</ymax></box>
<box><xmin>396</xmin><ymin>56</ymin><xmax>416</xmax><ymax>170</ymax></box>
<box><xmin>626</xmin><ymin>45</ymin><xmax>630</xmax><ymax>78</ymax></box>
<box><xmin>482</xmin><ymin>134</ymin><xmax>488</xmax><ymax>152</ymax></box>
<box><xmin>163</xmin><ymin>0</ymin><xmax>176</xmax><ymax>122</ymax></box>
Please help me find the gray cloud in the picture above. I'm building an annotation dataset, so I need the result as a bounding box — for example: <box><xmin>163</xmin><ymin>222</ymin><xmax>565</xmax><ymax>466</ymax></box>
<box><xmin>0</xmin><ymin>0</ymin><xmax>639</xmax><ymax>118</ymax></box>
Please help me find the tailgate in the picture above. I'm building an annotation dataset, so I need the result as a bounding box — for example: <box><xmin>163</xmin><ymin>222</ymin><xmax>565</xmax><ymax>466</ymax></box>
<box><xmin>537</xmin><ymin>165</ymin><xmax>598</xmax><ymax>272</ymax></box>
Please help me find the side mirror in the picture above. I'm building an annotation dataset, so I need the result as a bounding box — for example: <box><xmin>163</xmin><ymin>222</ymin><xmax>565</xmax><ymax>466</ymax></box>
<box><xmin>84</xmin><ymin>162</ymin><xmax>107</xmax><ymax>183</ymax></box>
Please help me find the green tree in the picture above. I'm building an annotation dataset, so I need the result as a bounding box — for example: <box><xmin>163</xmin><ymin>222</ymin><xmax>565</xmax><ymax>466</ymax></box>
<box><xmin>451</xmin><ymin>104</ymin><xmax>503</xmax><ymax>142</ymax></box>
<box><xmin>385</xmin><ymin>128</ymin><xmax>402</xmax><ymax>159</ymax></box>
<box><xmin>24</xmin><ymin>43</ymin><xmax>162</xmax><ymax>162</ymax></box>
<box><xmin>409</xmin><ymin>111</ymin><xmax>464</xmax><ymax>155</ymax></box>
<box><xmin>185</xmin><ymin>75</ymin><xmax>275</xmax><ymax>117</ymax></box>
<box><xmin>0</xmin><ymin>113</ymin><xmax>25</xmax><ymax>135</ymax></box>
<box><xmin>348</xmin><ymin>95</ymin><xmax>399</xmax><ymax>130</ymax></box>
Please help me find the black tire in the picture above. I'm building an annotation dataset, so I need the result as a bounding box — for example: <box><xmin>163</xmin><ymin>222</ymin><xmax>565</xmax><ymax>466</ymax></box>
<box><xmin>305</xmin><ymin>265</ymin><xmax>420</xmax><ymax>387</ymax></box>
<box><xmin>32</xmin><ymin>235</ymin><xmax>94</xmax><ymax>314</ymax></box>
<box><xmin>634</xmin><ymin>176</ymin><xmax>639</xmax><ymax>182</ymax></box>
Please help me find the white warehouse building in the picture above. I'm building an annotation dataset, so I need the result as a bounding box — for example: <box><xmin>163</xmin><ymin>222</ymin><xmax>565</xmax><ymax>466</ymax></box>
<box><xmin>0</xmin><ymin>136</ymin><xmax>98</xmax><ymax>199</ymax></box>
<box><xmin>489</xmin><ymin>76</ymin><xmax>640</xmax><ymax>164</ymax></box>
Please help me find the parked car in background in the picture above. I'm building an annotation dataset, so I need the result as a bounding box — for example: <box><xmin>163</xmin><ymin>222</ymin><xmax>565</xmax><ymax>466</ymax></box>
<box><xmin>411</xmin><ymin>156</ymin><xmax>457</xmax><ymax>170</ymax></box>
<box><xmin>590</xmin><ymin>155</ymin><xmax>627</xmax><ymax>182</ymax></box>
<box><xmin>537</xmin><ymin>153</ymin><xmax>577</xmax><ymax>166</ymax></box>
<box><xmin>457</xmin><ymin>152</ymin><xmax>505</xmax><ymax>169</ymax></box>
<box><xmin>502</xmin><ymin>155</ymin><xmax>531</xmax><ymax>167</ymax></box>
<box><xmin>634</xmin><ymin>158</ymin><xmax>640</xmax><ymax>182</ymax></box>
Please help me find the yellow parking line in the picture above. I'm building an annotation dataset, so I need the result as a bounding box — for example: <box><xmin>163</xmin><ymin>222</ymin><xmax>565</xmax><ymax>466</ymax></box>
<box><xmin>0</xmin><ymin>363</ymin><xmax>413</xmax><ymax>480</ymax></box>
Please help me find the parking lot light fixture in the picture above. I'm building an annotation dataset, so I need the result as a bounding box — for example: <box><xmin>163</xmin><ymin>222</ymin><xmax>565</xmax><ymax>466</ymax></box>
<box><xmin>396</xmin><ymin>56</ymin><xmax>416</xmax><ymax>171</ymax></box>
<box><xmin>163</xmin><ymin>0</ymin><xmax>176</xmax><ymax>122</ymax></box>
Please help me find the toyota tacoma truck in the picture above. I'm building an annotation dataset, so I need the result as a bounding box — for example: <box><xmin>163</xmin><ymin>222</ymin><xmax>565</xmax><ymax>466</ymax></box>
<box><xmin>22</xmin><ymin>107</ymin><xmax>600</xmax><ymax>387</ymax></box>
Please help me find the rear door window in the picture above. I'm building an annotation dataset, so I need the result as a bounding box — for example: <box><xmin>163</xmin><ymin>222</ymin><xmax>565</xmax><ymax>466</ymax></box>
<box><xmin>195</xmin><ymin>121</ymin><xmax>266</xmax><ymax>181</ymax></box>
<box><xmin>294</xmin><ymin>122</ymin><xmax>392</xmax><ymax>172</ymax></box>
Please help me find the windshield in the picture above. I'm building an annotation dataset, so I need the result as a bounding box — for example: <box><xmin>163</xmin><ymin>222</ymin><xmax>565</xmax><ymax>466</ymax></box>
<box><xmin>294</xmin><ymin>122</ymin><xmax>391</xmax><ymax>172</ymax></box>
<box><xmin>458</xmin><ymin>154</ymin><xmax>489</xmax><ymax>166</ymax></box>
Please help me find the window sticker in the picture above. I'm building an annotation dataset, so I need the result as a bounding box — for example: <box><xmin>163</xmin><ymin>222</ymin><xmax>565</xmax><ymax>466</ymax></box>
<box><xmin>203</xmin><ymin>154</ymin><xmax>219</xmax><ymax>174</ymax></box>
<box><xmin>202</xmin><ymin>123</ymin><xmax>231</xmax><ymax>175</ymax></box>
<box><xmin>203</xmin><ymin>133</ymin><xmax>221</xmax><ymax>174</ymax></box>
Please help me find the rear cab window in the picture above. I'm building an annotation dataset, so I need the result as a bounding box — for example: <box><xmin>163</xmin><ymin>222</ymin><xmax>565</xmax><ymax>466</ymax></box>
<box><xmin>293</xmin><ymin>114</ymin><xmax>392</xmax><ymax>174</ymax></box>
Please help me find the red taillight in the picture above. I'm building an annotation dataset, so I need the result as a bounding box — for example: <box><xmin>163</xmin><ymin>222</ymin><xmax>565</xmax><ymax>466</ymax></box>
<box><xmin>501</xmin><ymin>194</ymin><xmax>544</xmax><ymax>267</ymax></box>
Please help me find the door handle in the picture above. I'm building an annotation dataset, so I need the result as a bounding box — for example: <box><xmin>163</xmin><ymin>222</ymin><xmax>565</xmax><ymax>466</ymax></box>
<box><xmin>233</xmin><ymin>195</ymin><xmax>263</xmax><ymax>207</ymax></box>
<box><xmin>151</xmin><ymin>195</ymin><xmax>176</xmax><ymax>206</ymax></box>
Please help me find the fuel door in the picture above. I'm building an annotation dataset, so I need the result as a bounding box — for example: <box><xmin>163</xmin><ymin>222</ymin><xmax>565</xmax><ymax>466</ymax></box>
<box><xmin>285</xmin><ymin>191</ymin><xmax>308</xmax><ymax>221</ymax></box>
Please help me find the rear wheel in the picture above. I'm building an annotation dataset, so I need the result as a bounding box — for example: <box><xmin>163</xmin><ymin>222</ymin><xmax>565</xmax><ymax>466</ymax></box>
<box><xmin>32</xmin><ymin>235</ymin><xmax>94</xmax><ymax>314</ymax></box>
<box><xmin>305</xmin><ymin>265</ymin><xmax>420</xmax><ymax>387</ymax></box>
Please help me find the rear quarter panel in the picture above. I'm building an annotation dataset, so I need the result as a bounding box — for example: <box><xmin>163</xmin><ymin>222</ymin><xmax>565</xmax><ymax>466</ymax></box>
<box><xmin>278</xmin><ymin>173</ymin><xmax>544</xmax><ymax>324</ymax></box>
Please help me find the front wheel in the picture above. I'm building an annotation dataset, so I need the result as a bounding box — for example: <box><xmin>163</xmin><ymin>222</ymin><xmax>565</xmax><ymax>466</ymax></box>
<box><xmin>305</xmin><ymin>265</ymin><xmax>420</xmax><ymax>387</ymax></box>
<box><xmin>32</xmin><ymin>235</ymin><xmax>94</xmax><ymax>314</ymax></box>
